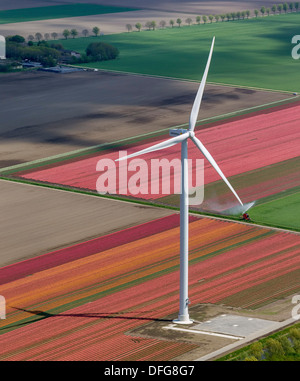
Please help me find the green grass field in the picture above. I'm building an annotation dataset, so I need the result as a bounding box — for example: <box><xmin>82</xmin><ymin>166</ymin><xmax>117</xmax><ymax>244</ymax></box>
<box><xmin>250</xmin><ymin>191</ymin><xmax>300</xmax><ymax>231</ymax></box>
<box><xmin>62</xmin><ymin>13</ymin><xmax>300</xmax><ymax>92</ymax></box>
<box><xmin>0</xmin><ymin>3</ymin><xmax>138</xmax><ymax>24</ymax></box>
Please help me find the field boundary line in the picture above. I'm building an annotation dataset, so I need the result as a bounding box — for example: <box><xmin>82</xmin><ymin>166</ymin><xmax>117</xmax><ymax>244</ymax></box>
<box><xmin>0</xmin><ymin>94</ymin><xmax>298</xmax><ymax>174</ymax></box>
<box><xmin>1</xmin><ymin>177</ymin><xmax>299</xmax><ymax>235</ymax></box>
<box><xmin>251</xmin><ymin>189</ymin><xmax>300</xmax><ymax>208</ymax></box>
<box><xmin>0</xmin><ymin>177</ymin><xmax>180</xmax><ymax>210</ymax></box>
<box><xmin>194</xmin><ymin>95</ymin><xmax>299</xmax><ymax>123</ymax></box>
<box><xmin>72</xmin><ymin>65</ymin><xmax>299</xmax><ymax>94</ymax></box>
<box><xmin>209</xmin><ymin>81</ymin><xmax>298</xmax><ymax>95</ymax></box>
<box><xmin>189</xmin><ymin>211</ymin><xmax>300</xmax><ymax>235</ymax></box>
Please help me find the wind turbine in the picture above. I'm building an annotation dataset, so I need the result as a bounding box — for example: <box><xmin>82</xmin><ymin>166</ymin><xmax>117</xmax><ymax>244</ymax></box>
<box><xmin>116</xmin><ymin>37</ymin><xmax>244</xmax><ymax>324</ymax></box>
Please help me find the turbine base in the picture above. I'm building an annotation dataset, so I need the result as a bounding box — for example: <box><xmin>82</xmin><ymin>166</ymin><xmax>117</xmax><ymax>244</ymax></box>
<box><xmin>173</xmin><ymin>315</ymin><xmax>193</xmax><ymax>325</ymax></box>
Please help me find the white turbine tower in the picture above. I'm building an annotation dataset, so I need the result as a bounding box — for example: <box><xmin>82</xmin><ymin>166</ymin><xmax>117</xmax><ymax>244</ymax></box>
<box><xmin>116</xmin><ymin>37</ymin><xmax>244</xmax><ymax>324</ymax></box>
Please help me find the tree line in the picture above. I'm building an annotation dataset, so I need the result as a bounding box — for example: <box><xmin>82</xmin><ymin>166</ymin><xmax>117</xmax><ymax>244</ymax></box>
<box><xmin>222</xmin><ymin>325</ymin><xmax>300</xmax><ymax>361</ymax></box>
<box><xmin>4</xmin><ymin>34</ymin><xmax>119</xmax><ymax>68</ymax></box>
<box><xmin>125</xmin><ymin>2</ymin><xmax>300</xmax><ymax>32</ymax></box>
<box><xmin>20</xmin><ymin>2</ymin><xmax>300</xmax><ymax>40</ymax></box>
<box><xmin>26</xmin><ymin>26</ymin><xmax>101</xmax><ymax>42</ymax></box>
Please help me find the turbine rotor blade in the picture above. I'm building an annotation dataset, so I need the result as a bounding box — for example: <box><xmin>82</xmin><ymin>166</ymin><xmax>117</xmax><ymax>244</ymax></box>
<box><xmin>115</xmin><ymin>132</ymin><xmax>189</xmax><ymax>161</ymax></box>
<box><xmin>191</xmin><ymin>136</ymin><xmax>243</xmax><ymax>206</ymax></box>
<box><xmin>189</xmin><ymin>37</ymin><xmax>215</xmax><ymax>132</ymax></box>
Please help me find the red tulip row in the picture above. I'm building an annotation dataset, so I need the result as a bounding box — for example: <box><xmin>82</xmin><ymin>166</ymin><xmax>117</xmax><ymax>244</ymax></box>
<box><xmin>18</xmin><ymin>103</ymin><xmax>300</xmax><ymax>200</ymax></box>
<box><xmin>0</xmin><ymin>217</ymin><xmax>299</xmax><ymax>360</ymax></box>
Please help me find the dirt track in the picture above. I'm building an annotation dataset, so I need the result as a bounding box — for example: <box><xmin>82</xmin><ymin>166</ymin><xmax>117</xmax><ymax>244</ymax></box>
<box><xmin>0</xmin><ymin>70</ymin><xmax>289</xmax><ymax>168</ymax></box>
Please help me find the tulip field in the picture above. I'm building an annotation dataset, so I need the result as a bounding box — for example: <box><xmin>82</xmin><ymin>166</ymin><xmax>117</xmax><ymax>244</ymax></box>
<box><xmin>12</xmin><ymin>100</ymin><xmax>300</xmax><ymax>230</ymax></box>
<box><xmin>16</xmin><ymin>101</ymin><xmax>300</xmax><ymax>200</ymax></box>
<box><xmin>0</xmin><ymin>214</ymin><xmax>299</xmax><ymax>360</ymax></box>
<box><xmin>1</xmin><ymin>4</ymin><xmax>299</xmax><ymax>363</ymax></box>
<box><xmin>1</xmin><ymin>91</ymin><xmax>299</xmax><ymax>361</ymax></box>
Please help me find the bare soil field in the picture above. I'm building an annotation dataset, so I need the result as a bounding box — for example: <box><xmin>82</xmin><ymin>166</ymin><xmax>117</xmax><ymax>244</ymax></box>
<box><xmin>0</xmin><ymin>0</ymin><xmax>283</xmax><ymax>13</ymax></box>
<box><xmin>90</xmin><ymin>0</ymin><xmax>289</xmax><ymax>13</ymax></box>
<box><xmin>0</xmin><ymin>1</ymin><xmax>288</xmax><ymax>37</ymax></box>
<box><xmin>0</xmin><ymin>0</ymin><xmax>56</xmax><ymax>11</ymax></box>
<box><xmin>0</xmin><ymin>179</ymin><xmax>173</xmax><ymax>267</ymax></box>
<box><xmin>0</xmin><ymin>10</ymin><xmax>204</xmax><ymax>37</ymax></box>
<box><xmin>0</xmin><ymin>70</ymin><xmax>289</xmax><ymax>168</ymax></box>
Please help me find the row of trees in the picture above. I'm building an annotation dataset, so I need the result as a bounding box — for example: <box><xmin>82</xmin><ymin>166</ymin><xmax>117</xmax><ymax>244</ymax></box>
<box><xmin>5</xmin><ymin>34</ymin><xmax>119</xmax><ymax>67</ymax></box>
<box><xmin>61</xmin><ymin>26</ymin><xmax>101</xmax><ymax>39</ymax></box>
<box><xmin>19</xmin><ymin>2</ymin><xmax>300</xmax><ymax>40</ymax></box>
<box><xmin>254</xmin><ymin>2</ymin><xmax>299</xmax><ymax>16</ymax></box>
<box><xmin>125</xmin><ymin>2</ymin><xmax>300</xmax><ymax>32</ymax></box>
<box><xmin>229</xmin><ymin>326</ymin><xmax>300</xmax><ymax>361</ymax></box>
<box><xmin>27</xmin><ymin>26</ymin><xmax>101</xmax><ymax>42</ymax></box>
<box><xmin>127</xmin><ymin>13</ymin><xmax>251</xmax><ymax>32</ymax></box>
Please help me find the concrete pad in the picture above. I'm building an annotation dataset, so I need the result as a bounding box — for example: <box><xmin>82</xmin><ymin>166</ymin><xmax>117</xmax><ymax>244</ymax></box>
<box><xmin>194</xmin><ymin>314</ymin><xmax>276</xmax><ymax>338</ymax></box>
<box><xmin>0</xmin><ymin>179</ymin><xmax>173</xmax><ymax>267</ymax></box>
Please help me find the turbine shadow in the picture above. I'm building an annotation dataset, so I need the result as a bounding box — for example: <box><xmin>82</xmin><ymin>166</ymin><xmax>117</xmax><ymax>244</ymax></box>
<box><xmin>10</xmin><ymin>307</ymin><xmax>172</xmax><ymax>323</ymax></box>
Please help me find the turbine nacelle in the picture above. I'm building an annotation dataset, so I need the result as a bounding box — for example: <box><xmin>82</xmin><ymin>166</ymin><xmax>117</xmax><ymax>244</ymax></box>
<box><xmin>169</xmin><ymin>129</ymin><xmax>195</xmax><ymax>138</ymax></box>
<box><xmin>169</xmin><ymin>128</ymin><xmax>188</xmax><ymax>137</ymax></box>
